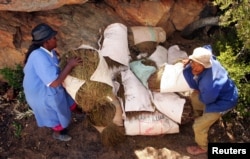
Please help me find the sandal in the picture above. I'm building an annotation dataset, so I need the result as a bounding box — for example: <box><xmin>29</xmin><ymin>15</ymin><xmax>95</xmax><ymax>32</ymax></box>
<box><xmin>186</xmin><ymin>146</ymin><xmax>207</xmax><ymax>155</ymax></box>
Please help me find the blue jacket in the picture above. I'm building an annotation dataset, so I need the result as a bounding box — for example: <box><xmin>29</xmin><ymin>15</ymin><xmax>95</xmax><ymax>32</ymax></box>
<box><xmin>183</xmin><ymin>56</ymin><xmax>238</xmax><ymax>113</ymax></box>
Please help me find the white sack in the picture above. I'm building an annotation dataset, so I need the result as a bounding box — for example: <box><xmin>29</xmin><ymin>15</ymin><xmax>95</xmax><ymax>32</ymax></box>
<box><xmin>151</xmin><ymin>92</ymin><xmax>185</xmax><ymax>123</ymax></box>
<box><xmin>100</xmin><ymin>23</ymin><xmax>130</xmax><ymax>66</ymax></box>
<box><xmin>131</xmin><ymin>26</ymin><xmax>166</xmax><ymax>45</ymax></box>
<box><xmin>160</xmin><ymin>63</ymin><xmax>192</xmax><ymax>93</ymax></box>
<box><xmin>167</xmin><ymin>45</ymin><xmax>188</xmax><ymax>65</ymax></box>
<box><xmin>124</xmin><ymin>111</ymin><xmax>179</xmax><ymax>136</ymax></box>
<box><xmin>90</xmin><ymin>52</ymin><xmax>114</xmax><ymax>88</ymax></box>
<box><xmin>76</xmin><ymin>44</ymin><xmax>114</xmax><ymax>88</ymax></box>
<box><xmin>63</xmin><ymin>75</ymin><xmax>85</xmax><ymax>100</ymax></box>
<box><xmin>121</xmin><ymin>69</ymin><xmax>154</xmax><ymax>112</ymax></box>
<box><xmin>148</xmin><ymin>45</ymin><xmax>168</xmax><ymax>68</ymax></box>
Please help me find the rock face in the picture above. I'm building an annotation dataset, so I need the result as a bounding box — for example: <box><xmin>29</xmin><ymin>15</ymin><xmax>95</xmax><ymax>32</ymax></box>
<box><xmin>0</xmin><ymin>0</ymin><xmax>88</xmax><ymax>12</ymax></box>
<box><xmin>0</xmin><ymin>0</ymin><xmax>209</xmax><ymax>75</ymax></box>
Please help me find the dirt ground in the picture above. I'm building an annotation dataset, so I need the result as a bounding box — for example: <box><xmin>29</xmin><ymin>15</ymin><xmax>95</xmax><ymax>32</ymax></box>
<box><xmin>1</xmin><ymin>32</ymin><xmax>249</xmax><ymax>159</ymax></box>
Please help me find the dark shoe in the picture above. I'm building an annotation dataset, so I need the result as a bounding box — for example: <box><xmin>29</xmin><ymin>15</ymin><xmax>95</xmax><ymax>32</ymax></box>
<box><xmin>73</xmin><ymin>113</ymin><xmax>86</xmax><ymax>120</ymax></box>
<box><xmin>71</xmin><ymin>105</ymin><xmax>84</xmax><ymax>114</ymax></box>
<box><xmin>52</xmin><ymin>132</ymin><xmax>72</xmax><ymax>141</ymax></box>
<box><xmin>72</xmin><ymin>109</ymin><xmax>86</xmax><ymax>120</ymax></box>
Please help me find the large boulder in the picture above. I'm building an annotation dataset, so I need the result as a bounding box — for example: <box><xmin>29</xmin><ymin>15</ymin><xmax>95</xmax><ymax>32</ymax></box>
<box><xmin>0</xmin><ymin>0</ymin><xmax>88</xmax><ymax>12</ymax></box>
<box><xmin>0</xmin><ymin>0</ymin><xmax>208</xmax><ymax>79</ymax></box>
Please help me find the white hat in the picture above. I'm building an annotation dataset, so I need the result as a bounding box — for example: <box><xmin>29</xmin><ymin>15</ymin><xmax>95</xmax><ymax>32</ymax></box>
<box><xmin>189</xmin><ymin>47</ymin><xmax>212</xmax><ymax>68</ymax></box>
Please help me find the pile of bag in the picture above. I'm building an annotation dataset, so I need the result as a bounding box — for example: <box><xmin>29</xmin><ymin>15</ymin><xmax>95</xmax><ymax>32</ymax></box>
<box><xmin>61</xmin><ymin>23</ymin><xmax>194</xmax><ymax>146</ymax></box>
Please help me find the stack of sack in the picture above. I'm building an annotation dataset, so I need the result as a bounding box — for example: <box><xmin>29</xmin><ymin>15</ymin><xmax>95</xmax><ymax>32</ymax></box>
<box><xmin>120</xmin><ymin>44</ymin><xmax>194</xmax><ymax>136</ymax></box>
<box><xmin>61</xmin><ymin>23</ymin><xmax>194</xmax><ymax>146</ymax></box>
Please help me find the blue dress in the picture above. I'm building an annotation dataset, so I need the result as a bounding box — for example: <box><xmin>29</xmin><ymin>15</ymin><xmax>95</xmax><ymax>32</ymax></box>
<box><xmin>23</xmin><ymin>47</ymin><xmax>74</xmax><ymax>128</ymax></box>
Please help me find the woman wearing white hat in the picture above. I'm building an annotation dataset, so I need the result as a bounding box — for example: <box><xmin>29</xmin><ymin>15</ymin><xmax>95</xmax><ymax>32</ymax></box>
<box><xmin>23</xmin><ymin>23</ymin><xmax>82</xmax><ymax>141</ymax></box>
<box><xmin>182</xmin><ymin>45</ymin><xmax>238</xmax><ymax>155</ymax></box>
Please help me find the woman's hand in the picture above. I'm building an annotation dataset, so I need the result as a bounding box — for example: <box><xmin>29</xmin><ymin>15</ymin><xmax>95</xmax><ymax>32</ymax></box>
<box><xmin>50</xmin><ymin>57</ymin><xmax>82</xmax><ymax>87</ymax></box>
<box><xmin>67</xmin><ymin>57</ymin><xmax>83</xmax><ymax>68</ymax></box>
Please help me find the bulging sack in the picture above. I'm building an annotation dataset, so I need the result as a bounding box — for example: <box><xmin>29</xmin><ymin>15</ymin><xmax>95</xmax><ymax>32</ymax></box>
<box><xmin>167</xmin><ymin>45</ymin><xmax>188</xmax><ymax>65</ymax></box>
<box><xmin>60</xmin><ymin>46</ymin><xmax>114</xmax><ymax>112</ymax></box>
<box><xmin>148</xmin><ymin>63</ymin><xmax>192</xmax><ymax>93</ymax></box>
<box><xmin>128</xmin><ymin>26</ymin><xmax>166</xmax><ymax>60</ymax></box>
<box><xmin>130</xmin><ymin>26</ymin><xmax>166</xmax><ymax>45</ymax></box>
<box><xmin>160</xmin><ymin>63</ymin><xmax>191</xmax><ymax>92</ymax></box>
<box><xmin>100</xmin><ymin>23</ymin><xmax>130</xmax><ymax>66</ymax></box>
<box><xmin>121</xmin><ymin>69</ymin><xmax>154</xmax><ymax>112</ymax></box>
<box><xmin>124</xmin><ymin>111</ymin><xmax>179</xmax><ymax>136</ymax></box>
<box><xmin>148</xmin><ymin>45</ymin><xmax>168</xmax><ymax>68</ymax></box>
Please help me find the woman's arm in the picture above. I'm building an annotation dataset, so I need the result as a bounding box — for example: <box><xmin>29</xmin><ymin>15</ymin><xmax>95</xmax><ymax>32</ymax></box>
<box><xmin>49</xmin><ymin>57</ymin><xmax>82</xmax><ymax>87</ymax></box>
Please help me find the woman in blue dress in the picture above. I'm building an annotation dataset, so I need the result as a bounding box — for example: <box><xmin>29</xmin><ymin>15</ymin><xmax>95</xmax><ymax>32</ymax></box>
<box><xmin>23</xmin><ymin>23</ymin><xmax>82</xmax><ymax>141</ymax></box>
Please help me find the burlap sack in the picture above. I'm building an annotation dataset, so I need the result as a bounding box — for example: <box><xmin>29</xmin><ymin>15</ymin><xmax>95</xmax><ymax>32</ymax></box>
<box><xmin>121</xmin><ymin>69</ymin><xmax>155</xmax><ymax>112</ymax></box>
<box><xmin>147</xmin><ymin>66</ymin><xmax>193</xmax><ymax>125</ymax></box>
<box><xmin>148</xmin><ymin>63</ymin><xmax>192</xmax><ymax>93</ymax></box>
<box><xmin>147</xmin><ymin>66</ymin><xmax>164</xmax><ymax>92</ymax></box>
<box><xmin>148</xmin><ymin>45</ymin><xmax>168</xmax><ymax>68</ymax></box>
<box><xmin>60</xmin><ymin>46</ymin><xmax>127</xmax><ymax>147</ymax></box>
<box><xmin>100</xmin><ymin>23</ymin><xmax>130</xmax><ymax>66</ymax></box>
<box><xmin>167</xmin><ymin>45</ymin><xmax>188</xmax><ymax>65</ymax></box>
<box><xmin>60</xmin><ymin>47</ymin><xmax>114</xmax><ymax>113</ymax></box>
<box><xmin>128</xmin><ymin>26</ymin><xmax>166</xmax><ymax>60</ymax></box>
<box><xmin>129</xmin><ymin>26</ymin><xmax>166</xmax><ymax>45</ymax></box>
<box><xmin>124</xmin><ymin>110</ymin><xmax>179</xmax><ymax>136</ymax></box>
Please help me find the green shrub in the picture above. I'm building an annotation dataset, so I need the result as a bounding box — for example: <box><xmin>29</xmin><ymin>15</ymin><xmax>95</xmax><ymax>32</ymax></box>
<box><xmin>213</xmin><ymin>0</ymin><xmax>250</xmax><ymax>49</ymax></box>
<box><xmin>0</xmin><ymin>64</ymin><xmax>26</xmax><ymax>103</ymax></box>
<box><xmin>211</xmin><ymin>0</ymin><xmax>250</xmax><ymax>117</ymax></box>
<box><xmin>213</xmin><ymin>36</ymin><xmax>250</xmax><ymax>117</ymax></box>
<box><xmin>0</xmin><ymin>64</ymin><xmax>24</xmax><ymax>91</ymax></box>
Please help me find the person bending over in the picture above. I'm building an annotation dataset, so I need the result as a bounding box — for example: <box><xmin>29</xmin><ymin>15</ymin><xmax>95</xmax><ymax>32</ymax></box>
<box><xmin>182</xmin><ymin>45</ymin><xmax>238</xmax><ymax>155</ymax></box>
